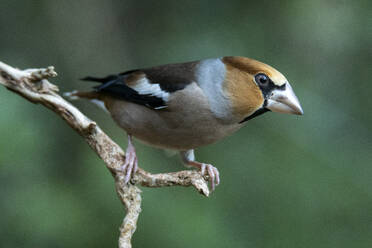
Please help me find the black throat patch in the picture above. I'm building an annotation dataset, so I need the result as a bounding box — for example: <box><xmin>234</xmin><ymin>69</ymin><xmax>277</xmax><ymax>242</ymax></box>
<box><xmin>239</xmin><ymin>107</ymin><xmax>270</xmax><ymax>123</ymax></box>
<box><xmin>239</xmin><ymin>81</ymin><xmax>286</xmax><ymax>124</ymax></box>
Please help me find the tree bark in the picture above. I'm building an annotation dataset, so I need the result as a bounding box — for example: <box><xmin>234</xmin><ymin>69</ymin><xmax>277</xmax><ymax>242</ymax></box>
<box><xmin>0</xmin><ymin>61</ymin><xmax>209</xmax><ymax>248</ymax></box>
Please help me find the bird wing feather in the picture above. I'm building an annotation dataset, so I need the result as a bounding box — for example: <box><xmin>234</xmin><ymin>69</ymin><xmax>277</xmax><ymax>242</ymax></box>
<box><xmin>81</xmin><ymin>61</ymin><xmax>199</xmax><ymax>110</ymax></box>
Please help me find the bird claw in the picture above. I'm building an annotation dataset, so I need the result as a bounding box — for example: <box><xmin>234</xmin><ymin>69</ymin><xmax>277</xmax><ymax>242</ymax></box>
<box><xmin>121</xmin><ymin>144</ymin><xmax>138</xmax><ymax>184</ymax></box>
<box><xmin>200</xmin><ymin>163</ymin><xmax>220</xmax><ymax>191</ymax></box>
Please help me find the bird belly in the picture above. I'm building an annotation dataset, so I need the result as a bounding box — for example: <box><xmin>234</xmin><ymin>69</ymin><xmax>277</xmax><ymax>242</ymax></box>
<box><xmin>105</xmin><ymin>84</ymin><xmax>241</xmax><ymax>150</ymax></box>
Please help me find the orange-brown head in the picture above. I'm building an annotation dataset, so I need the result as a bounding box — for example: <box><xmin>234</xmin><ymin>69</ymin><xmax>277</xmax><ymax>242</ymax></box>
<box><xmin>222</xmin><ymin>56</ymin><xmax>303</xmax><ymax>122</ymax></box>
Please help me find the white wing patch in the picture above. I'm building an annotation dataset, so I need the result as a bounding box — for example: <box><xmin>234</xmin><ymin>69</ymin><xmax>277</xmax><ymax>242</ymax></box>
<box><xmin>131</xmin><ymin>77</ymin><xmax>170</xmax><ymax>102</ymax></box>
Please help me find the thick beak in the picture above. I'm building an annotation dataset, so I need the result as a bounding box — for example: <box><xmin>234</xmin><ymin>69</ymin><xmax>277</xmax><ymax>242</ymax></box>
<box><xmin>266</xmin><ymin>83</ymin><xmax>303</xmax><ymax>115</ymax></box>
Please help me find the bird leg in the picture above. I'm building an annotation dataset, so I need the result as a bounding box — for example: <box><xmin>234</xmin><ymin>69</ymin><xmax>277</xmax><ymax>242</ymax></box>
<box><xmin>121</xmin><ymin>134</ymin><xmax>138</xmax><ymax>183</ymax></box>
<box><xmin>180</xmin><ymin>150</ymin><xmax>220</xmax><ymax>191</ymax></box>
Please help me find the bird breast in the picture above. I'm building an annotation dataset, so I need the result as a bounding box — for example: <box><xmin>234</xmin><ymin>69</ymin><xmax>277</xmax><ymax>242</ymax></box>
<box><xmin>105</xmin><ymin>82</ymin><xmax>242</xmax><ymax>150</ymax></box>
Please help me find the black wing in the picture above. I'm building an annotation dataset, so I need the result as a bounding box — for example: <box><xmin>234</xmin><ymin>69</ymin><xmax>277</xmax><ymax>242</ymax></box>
<box><xmin>81</xmin><ymin>73</ymin><xmax>167</xmax><ymax>109</ymax></box>
<box><xmin>81</xmin><ymin>61</ymin><xmax>198</xmax><ymax>110</ymax></box>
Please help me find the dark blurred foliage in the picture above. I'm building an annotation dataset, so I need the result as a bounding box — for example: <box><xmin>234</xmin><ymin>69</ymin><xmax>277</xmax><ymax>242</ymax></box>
<box><xmin>0</xmin><ymin>0</ymin><xmax>371</xmax><ymax>247</ymax></box>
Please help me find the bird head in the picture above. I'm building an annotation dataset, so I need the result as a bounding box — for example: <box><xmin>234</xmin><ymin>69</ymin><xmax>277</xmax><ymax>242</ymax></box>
<box><xmin>222</xmin><ymin>56</ymin><xmax>303</xmax><ymax>122</ymax></box>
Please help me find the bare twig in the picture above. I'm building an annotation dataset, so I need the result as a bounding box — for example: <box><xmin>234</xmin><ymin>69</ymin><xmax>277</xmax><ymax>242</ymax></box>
<box><xmin>0</xmin><ymin>61</ymin><xmax>209</xmax><ymax>248</ymax></box>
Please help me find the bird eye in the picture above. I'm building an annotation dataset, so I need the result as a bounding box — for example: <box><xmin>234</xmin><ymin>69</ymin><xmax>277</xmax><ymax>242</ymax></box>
<box><xmin>255</xmin><ymin>73</ymin><xmax>269</xmax><ymax>86</ymax></box>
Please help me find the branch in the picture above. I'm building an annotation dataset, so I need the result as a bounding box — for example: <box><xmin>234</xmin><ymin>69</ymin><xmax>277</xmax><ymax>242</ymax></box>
<box><xmin>0</xmin><ymin>61</ymin><xmax>209</xmax><ymax>248</ymax></box>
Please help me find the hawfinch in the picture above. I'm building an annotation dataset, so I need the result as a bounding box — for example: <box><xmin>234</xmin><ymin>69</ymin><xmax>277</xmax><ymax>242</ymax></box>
<box><xmin>66</xmin><ymin>56</ymin><xmax>303</xmax><ymax>191</ymax></box>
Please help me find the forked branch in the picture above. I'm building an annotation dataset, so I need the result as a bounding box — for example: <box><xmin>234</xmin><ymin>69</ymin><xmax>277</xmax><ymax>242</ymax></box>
<box><xmin>0</xmin><ymin>61</ymin><xmax>209</xmax><ymax>248</ymax></box>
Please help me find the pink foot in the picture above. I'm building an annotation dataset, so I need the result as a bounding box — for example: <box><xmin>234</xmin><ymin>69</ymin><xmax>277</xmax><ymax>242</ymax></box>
<box><xmin>199</xmin><ymin>163</ymin><xmax>220</xmax><ymax>191</ymax></box>
<box><xmin>121</xmin><ymin>135</ymin><xmax>138</xmax><ymax>184</ymax></box>
<box><xmin>181</xmin><ymin>150</ymin><xmax>220</xmax><ymax>191</ymax></box>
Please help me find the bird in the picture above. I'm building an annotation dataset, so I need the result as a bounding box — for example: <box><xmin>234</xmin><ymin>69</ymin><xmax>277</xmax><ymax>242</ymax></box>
<box><xmin>65</xmin><ymin>56</ymin><xmax>303</xmax><ymax>191</ymax></box>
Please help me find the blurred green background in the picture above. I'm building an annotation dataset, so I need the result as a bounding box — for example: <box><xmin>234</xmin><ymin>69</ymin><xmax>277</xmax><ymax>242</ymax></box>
<box><xmin>0</xmin><ymin>0</ymin><xmax>371</xmax><ymax>247</ymax></box>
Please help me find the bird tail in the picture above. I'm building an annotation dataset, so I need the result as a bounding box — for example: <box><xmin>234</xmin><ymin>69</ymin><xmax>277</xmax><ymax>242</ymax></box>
<box><xmin>63</xmin><ymin>90</ymin><xmax>109</xmax><ymax>113</ymax></box>
<box><xmin>63</xmin><ymin>90</ymin><xmax>100</xmax><ymax>101</ymax></box>
<box><xmin>64</xmin><ymin>75</ymin><xmax>117</xmax><ymax>100</ymax></box>
<box><xmin>81</xmin><ymin>75</ymin><xmax>119</xmax><ymax>83</ymax></box>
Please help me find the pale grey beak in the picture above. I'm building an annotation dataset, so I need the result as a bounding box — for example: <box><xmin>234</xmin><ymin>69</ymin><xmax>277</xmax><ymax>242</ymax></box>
<box><xmin>266</xmin><ymin>83</ymin><xmax>303</xmax><ymax>115</ymax></box>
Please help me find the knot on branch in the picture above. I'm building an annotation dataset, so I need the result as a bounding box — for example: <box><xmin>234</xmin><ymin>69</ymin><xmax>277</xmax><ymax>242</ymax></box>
<box><xmin>81</xmin><ymin>121</ymin><xmax>98</xmax><ymax>135</ymax></box>
<box><xmin>27</xmin><ymin>66</ymin><xmax>57</xmax><ymax>81</ymax></box>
